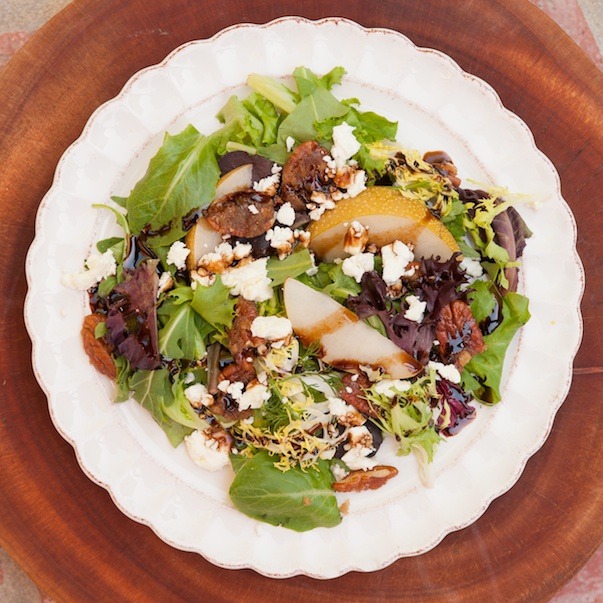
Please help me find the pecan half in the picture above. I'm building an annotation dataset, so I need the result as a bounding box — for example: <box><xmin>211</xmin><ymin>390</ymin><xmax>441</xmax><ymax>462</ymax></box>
<box><xmin>333</xmin><ymin>465</ymin><xmax>398</xmax><ymax>492</ymax></box>
<box><xmin>436</xmin><ymin>300</ymin><xmax>486</xmax><ymax>368</ymax></box>
<box><xmin>81</xmin><ymin>313</ymin><xmax>116</xmax><ymax>379</ymax></box>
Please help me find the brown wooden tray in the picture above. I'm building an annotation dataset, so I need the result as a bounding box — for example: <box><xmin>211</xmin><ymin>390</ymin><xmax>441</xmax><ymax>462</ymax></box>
<box><xmin>1</xmin><ymin>0</ymin><xmax>601</xmax><ymax>601</ymax></box>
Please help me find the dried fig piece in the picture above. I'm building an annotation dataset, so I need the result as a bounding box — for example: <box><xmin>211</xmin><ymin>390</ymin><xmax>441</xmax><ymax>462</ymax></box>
<box><xmin>206</xmin><ymin>190</ymin><xmax>275</xmax><ymax>238</ymax></box>
<box><xmin>81</xmin><ymin>313</ymin><xmax>116</xmax><ymax>379</ymax></box>
<box><xmin>281</xmin><ymin>140</ymin><xmax>331</xmax><ymax>211</ymax></box>
<box><xmin>333</xmin><ymin>465</ymin><xmax>398</xmax><ymax>492</ymax></box>
<box><xmin>436</xmin><ymin>300</ymin><xmax>486</xmax><ymax>368</ymax></box>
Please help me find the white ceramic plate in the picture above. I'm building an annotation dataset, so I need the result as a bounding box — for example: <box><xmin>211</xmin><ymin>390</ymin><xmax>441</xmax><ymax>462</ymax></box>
<box><xmin>24</xmin><ymin>17</ymin><xmax>584</xmax><ymax>578</ymax></box>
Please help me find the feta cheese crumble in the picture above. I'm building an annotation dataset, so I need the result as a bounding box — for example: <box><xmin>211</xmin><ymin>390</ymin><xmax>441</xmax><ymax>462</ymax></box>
<box><xmin>253</xmin><ymin>163</ymin><xmax>282</xmax><ymax>195</ymax></box>
<box><xmin>341</xmin><ymin>252</ymin><xmax>374</xmax><ymax>283</ymax></box>
<box><xmin>459</xmin><ymin>256</ymin><xmax>484</xmax><ymax>279</ymax></box>
<box><xmin>61</xmin><ymin>249</ymin><xmax>117</xmax><ymax>291</ymax></box>
<box><xmin>265</xmin><ymin>226</ymin><xmax>295</xmax><ymax>258</ymax></box>
<box><xmin>286</xmin><ymin>136</ymin><xmax>296</xmax><ymax>152</ymax></box>
<box><xmin>404</xmin><ymin>295</ymin><xmax>427</xmax><ymax>323</ymax></box>
<box><xmin>428</xmin><ymin>361</ymin><xmax>462</xmax><ymax>384</ymax></box>
<box><xmin>275</xmin><ymin>202</ymin><xmax>296</xmax><ymax>226</ymax></box>
<box><xmin>381</xmin><ymin>240</ymin><xmax>415</xmax><ymax>285</ymax></box>
<box><xmin>167</xmin><ymin>240</ymin><xmax>190</xmax><ymax>270</ymax></box>
<box><xmin>184</xmin><ymin>383</ymin><xmax>214</xmax><ymax>409</ymax></box>
<box><xmin>221</xmin><ymin>257</ymin><xmax>272</xmax><ymax>302</ymax></box>
<box><xmin>251</xmin><ymin>316</ymin><xmax>293</xmax><ymax>342</ymax></box>
<box><xmin>237</xmin><ymin>382</ymin><xmax>271</xmax><ymax>411</ymax></box>
<box><xmin>331</xmin><ymin>122</ymin><xmax>361</xmax><ymax>168</ymax></box>
<box><xmin>184</xmin><ymin>429</ymin><xmax>231</xmax><ymax>472</ymax></box>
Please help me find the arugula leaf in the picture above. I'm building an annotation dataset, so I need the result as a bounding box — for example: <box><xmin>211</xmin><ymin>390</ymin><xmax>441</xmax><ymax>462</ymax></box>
<box><xmin>462</xmin><ymin>292</ymin><xmax>530</xmax><ymax>404</ymax></box>
<box><xmin>129</xmin><ymin>369</ymin><xmax>194</xmax><ymax>447</ymax></box>
<box><xmin>229</xmin><ymin>451</ymin><xmax>342</xmax><ymax>531</ymax></box>
<box><xmin>125</xmin><ymin>125</ymin><xmax>221</xmax><ymax>235</ymax></box>
<box><xmin>190</xmin><ymin>276</ymin><xmax>237</xmax><ymax>334</ymax></box>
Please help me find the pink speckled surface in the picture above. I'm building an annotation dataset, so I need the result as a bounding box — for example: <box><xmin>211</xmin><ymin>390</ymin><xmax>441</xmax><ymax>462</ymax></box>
<box><xmin>0</xmin><ymin>1</ymin><xmax>600</xmax><ymax>601</ymax></box>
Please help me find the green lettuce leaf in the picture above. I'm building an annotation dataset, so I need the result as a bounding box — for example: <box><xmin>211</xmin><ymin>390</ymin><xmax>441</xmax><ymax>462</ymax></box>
<box><xmin>229</xmin><ymin>451</ymin><xmax>342</xmax><ymax>531</ymax></box>
<box><xmin>292</xmin><ymin>65</ymin><xmax>346</xmax><ymax>97</ymax></box>
<box><xmin>125</xmin><ymin>125</ymin><xmax>221</xmax><ymax>235</ymax></box>
<box><xmin>190</xmin><ymin>275</ymin><xmax>237</xmax><ymax>335</ymax></box>
<box><xmin>462</xmin><ymin>291</ymin><xmax>530</xmax><ymax>404</ymax></box>
<box><xmin>158</xmin><ymin>295</ymin><xmax>208</xmax><ymax>361</ymax></box>
<box><xmin>266</xmin><ymin>247</ymin><xmax>313</xmax><ymax>287</ymax></box>
<box><xmin>129</xmin><ymin>368</ymin><xmax>194</xmax><ymax>447</ymax></box>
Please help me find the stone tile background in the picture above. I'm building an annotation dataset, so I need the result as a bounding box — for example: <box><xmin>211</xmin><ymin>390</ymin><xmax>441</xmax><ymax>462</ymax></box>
<box><xmin>0</xmin><ymin>1</ymin><xmax>601</xmax><ymax>601</ymax></box>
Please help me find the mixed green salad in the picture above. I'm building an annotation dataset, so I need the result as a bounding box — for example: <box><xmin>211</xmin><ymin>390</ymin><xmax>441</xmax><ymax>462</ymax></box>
<box><xmin>63</xmin><ymin>67</ymin><xmax>531</xmax><ymax>532</ymax></box>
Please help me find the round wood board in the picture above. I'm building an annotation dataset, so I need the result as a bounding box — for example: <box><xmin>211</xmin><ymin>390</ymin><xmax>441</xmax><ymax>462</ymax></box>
<box><xmin>1</xmin><ymin>0</ymin><xmax>601</xmax><ymax>601</ymax></box>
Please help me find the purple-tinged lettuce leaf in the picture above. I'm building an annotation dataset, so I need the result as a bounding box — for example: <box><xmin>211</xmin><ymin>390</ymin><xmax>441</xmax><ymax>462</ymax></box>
<box><xmin>105</xmin><ymin>261</ymin><xmax>161</xmax><ymax>370</ymax></box>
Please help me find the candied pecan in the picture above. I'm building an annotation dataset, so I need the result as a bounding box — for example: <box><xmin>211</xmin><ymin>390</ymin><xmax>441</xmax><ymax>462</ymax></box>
<box><xmin>436</xmin><ymin>300</ymin><xmax>486</xmax><ymax>368</ymax></box>
<box><xmin>333</xmin><ymin>465</ymin><xmax>398</xmax><ymax>492</ymax></box>
<box><xmin>423</xmin><ymin>150</ymin><xmax>461</xmax><ymax>187</ymax></box>
<box><xmin>206</xmin><ymin>190</ymin><xmax>275</xmax><ymax>238</ymax></box>
<box><xmin>211</xmin><ymin>391</ymin><xmax>253</xmax><ymax>422</ymax></box>
<box><xmin>81</xmin><ymin>313</ymin><xmax>116</xmax><ymax>379</ymax></box>
<box><xmin>340</xmin><ymin>373</ymin><xmax>378</xmax><ymax>418</ymax></box>
<box><xmin>281</xmin><ymin>140</ymin><xmax>332</xmax><ymax>211</ymax></box>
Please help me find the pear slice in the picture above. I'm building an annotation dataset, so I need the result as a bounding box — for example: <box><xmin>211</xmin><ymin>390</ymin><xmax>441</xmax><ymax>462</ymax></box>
<box><xmin>185</xmin><ymin>164</ymin><xmax>254</xmax><ymax>270</ymax></box>
<box><xmin>308</xmin><ymin>186</ymin><xmax>459</xmax><ymax>262</ymax></box>
<box><xmin>283</xmin><ymin>278</ymin><xmax>422</xmax><ymax>379</ymax></box>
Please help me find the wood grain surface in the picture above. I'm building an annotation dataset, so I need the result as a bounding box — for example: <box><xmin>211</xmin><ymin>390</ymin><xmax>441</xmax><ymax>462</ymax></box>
<box><xmin>0</xmin><ymin>0</ymin><xmax>601</xmax><ymax>601</ymax></box>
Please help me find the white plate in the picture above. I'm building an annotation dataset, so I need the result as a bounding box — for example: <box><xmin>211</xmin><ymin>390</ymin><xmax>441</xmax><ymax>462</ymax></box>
<box><xmin>24</xmin><ymin>17</ymin><xmax>584</xmax><ymax>578</ymax></box>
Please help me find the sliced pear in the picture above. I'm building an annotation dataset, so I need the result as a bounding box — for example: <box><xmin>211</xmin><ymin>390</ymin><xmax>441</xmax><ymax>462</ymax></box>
<box><xmin>283</xmin><ymin>278</ymin><xmax>422</xmax><ymax>379</ymax></box>
<box><xmin>212</xmin><ymin>163</ymin><xmax>253</xmax><ymax>203</ymax></box>
<box><xmin>185</xmin><ymin>164</ymin><xmax>254</xmax><ymax>269</ymax></box>
<box><xmin>308</xmin><ymin>186</ymin><xmax>459</xmax><ymax>262</ymax></box>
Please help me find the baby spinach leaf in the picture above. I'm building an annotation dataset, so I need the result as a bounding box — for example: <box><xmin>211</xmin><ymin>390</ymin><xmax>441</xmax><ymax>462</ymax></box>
<box><xmin>229</xmin><ymin>451</ymin><xmax>342</xmax><ymax>532</ymax></box>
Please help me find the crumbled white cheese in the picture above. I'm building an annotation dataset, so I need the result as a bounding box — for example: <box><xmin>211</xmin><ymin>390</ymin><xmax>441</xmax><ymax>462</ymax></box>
<box><xmin>341</xmin><ymin>445</ymin><xmax>377</xmax><ymax>471</ymax></box>
<box><xmin>286</xmin><ymin>136</ymin><xmax>296</xmax><ymax>152</ymax></box>
<box><xmin>248</xmin><ymin>204</ymin><xmax>259</xmax><ymax>215</ymax></box>
<box><xmin>217</xmin><ymin>379</ymin><xmax>244</xmax><ymax>398</ymax></box>
<box><xmin>373</xmin><ymin>379</ymin><xmax>412</xmax><ymax>398</ymax></box>
<box><xmin>305</xmin><ymin>252</ymin><xmax>319</xmax><ymax>276</ymax></box>
<box><xmin>331</xmin><ymin>463</ymin><xmax>350</xmax><ymax>482</ymax></box>
<box><xmin>404</xmin><ymin>295</ymin><xmax>427</xmax><ymax>323</ymax></box>
<box><xmin>157</xmin><ymin>271</ymin><xmax>173</xmax><ymax>297</ymax></box>
<box><xmin>275</xmin><ymin>202</ymin><xmax>296</xmax><ymax>226</ymax></box>
<box><xmin>253</xmin><ymin>165</ymin><xmax>281</xmax><ymax>194</ymax></box>
<box><xmin>341</xmin><ymin>252</ymin><xmax>374</xmax><ymax>283</ymax></box>
<box><xmin>381</xmin><ymin>240</ymin><xmax>415</xmax><ymax>285</ymax></box>
<box><xmin>184</xmin><ymin>429</ymin><xmax>230</xmax><ymax>472</ymax></box>
<box><xmin>331</xmin><ymin>122</ymin><xmax>361</xmax><ymax>168</ymax></box>
<box><xmin>221</xmin><ymin>257</ymin><xmax>272</xmax><ymax>302</ymax></box>
<box><xmin>328</xmin><ymin>397</ymin><xmax>356</xmax><ymax>417</ymax></box>
<box><xmin>428</xmin><ymin>361</ymin><xmax>462</xmax><ymax>384</ymax></box>
<box><xmin>265</xmin><ymin>226</ymin><xmax>295</xmax><ymax>258</ymax></box>
<box><xmin>251</xmin><ymin>316</ymin><xmax>293</xmax><ymax>341</ymax></box>
<box><xmin>341</xmin><ymin>169</ymin><xmax>367</xmax><ymax>199</ymax></box>
<box><xmin>61</xmin><ymin>249</ymin><xmax>117</xmax><ymax>291</ymax></box>
<box><xmin>237</xmin><ymin>382</ymin><xmax>271</xmax><ymax>411</ymax></box>
<box><xmin>459</xmin><ymin>256</ymin><xmax>484</xmax><ymax>279</ymax></box>
<box><xmin>167</xmin><ymin>240</ymin><xmax>190</xmax><ymax>270</ymax></box>
<box><xmin>184</xmin><ymin>383</ymin><xmax>214</xmax><ymax>408</ymax></box>
<box><xmin>343</xmin><ymin>221</ymin><xmax>369</xmax><ymax>256</ymax></box>
<box><xmin>190</xmin><ymin>272</ymin><xmax>216</xmax><ymax>288</ymax></box>
<box><xmin>232</xmin><ymin>242</ymin><xmax>252</xmax><ymax>260</ymax></box>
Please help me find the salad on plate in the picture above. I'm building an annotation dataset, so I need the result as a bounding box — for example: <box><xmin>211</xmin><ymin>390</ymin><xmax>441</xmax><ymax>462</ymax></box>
<box><xmin>63</xmin><ymin>66</ymin><xmax>531</xmax><ymax>532</ymax></box>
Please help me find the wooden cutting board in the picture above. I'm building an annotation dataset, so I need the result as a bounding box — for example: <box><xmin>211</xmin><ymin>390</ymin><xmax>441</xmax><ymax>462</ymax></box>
<box><xmin>0</xmin><ymin>0</ymin><xmax>601</xmax><ymax>601</ymax></box>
